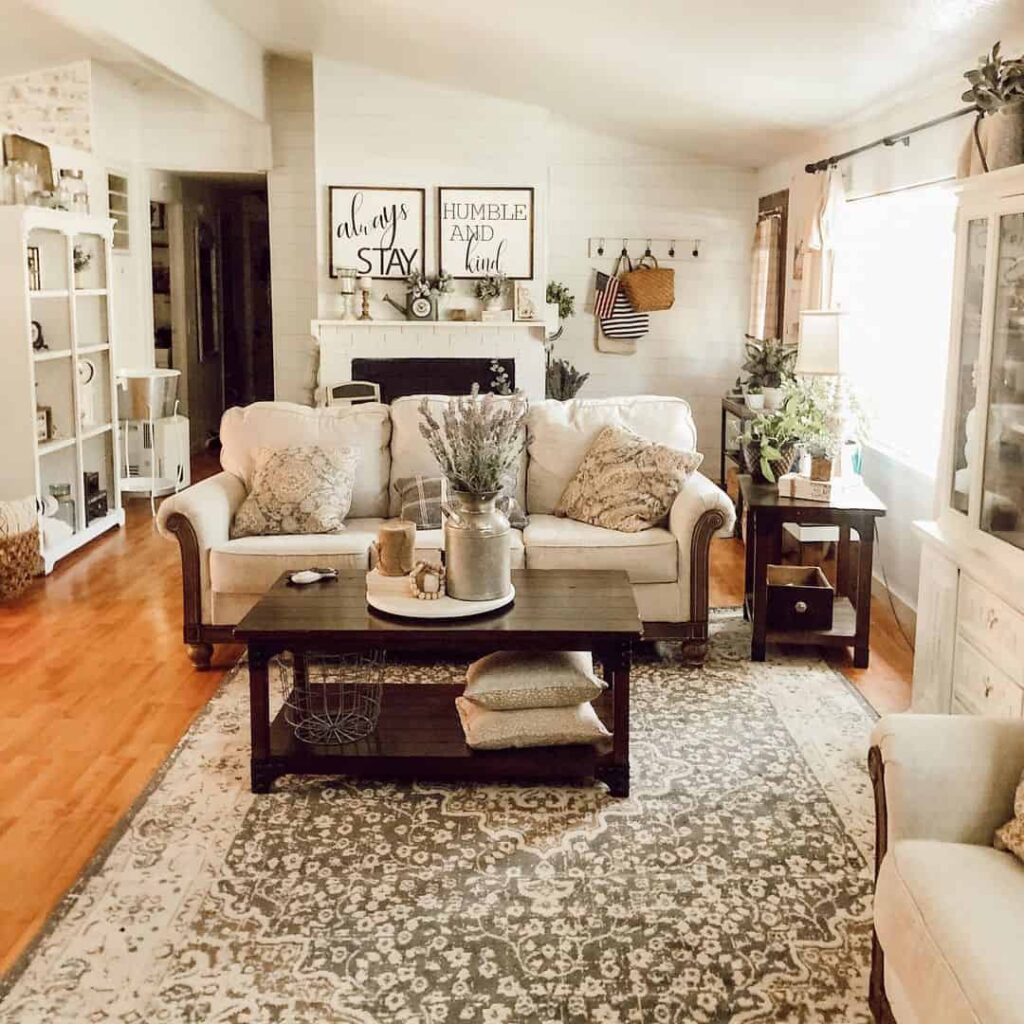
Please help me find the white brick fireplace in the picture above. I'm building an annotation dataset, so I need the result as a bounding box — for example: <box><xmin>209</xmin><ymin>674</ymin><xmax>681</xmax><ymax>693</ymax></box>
<box><xmin>312</xmin><ymin>320</ymin><xmax>548</xmax><ymax>405</ymax></box>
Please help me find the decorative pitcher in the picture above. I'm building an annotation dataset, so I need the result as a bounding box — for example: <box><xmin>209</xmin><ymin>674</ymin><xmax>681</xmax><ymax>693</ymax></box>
<box><xmin>442</xmin><ymin>490</ymin><xmax>511</xmax><ymax>601</ymax></box>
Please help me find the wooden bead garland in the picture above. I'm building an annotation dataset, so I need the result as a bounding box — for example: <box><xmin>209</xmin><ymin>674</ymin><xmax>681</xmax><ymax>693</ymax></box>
<box><xmin>409</xmin><ymin>560</ymin><xmax>446</xmax><ymax>600</ymax></box>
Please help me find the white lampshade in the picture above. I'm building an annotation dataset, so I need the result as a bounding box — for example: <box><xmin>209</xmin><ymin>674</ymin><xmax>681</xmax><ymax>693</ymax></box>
<box><xmin>797</xmin><ymin>310</ymin><xmax>849</xmax><ymax>376</ymax></box>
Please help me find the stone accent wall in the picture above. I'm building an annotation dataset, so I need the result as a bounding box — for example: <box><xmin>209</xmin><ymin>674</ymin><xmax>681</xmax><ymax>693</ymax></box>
<box><xmin>0</xmin><ymin>62</ymin><xmax>91</xmax><ymax>152</ymax></box>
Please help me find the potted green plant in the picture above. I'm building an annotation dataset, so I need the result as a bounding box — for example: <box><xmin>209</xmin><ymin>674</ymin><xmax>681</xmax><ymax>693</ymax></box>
<box><xmin>740</xmin><ymin>400</ymin><xmax>806</xmax><ymax>483</ymax></box>
<box><xmin>745</xmin><ymin>382</ymin><xmax>765</xmax><ymax>411</ymax></box>
<box><xmin>545</xmin><ymin>281</ymin><xmax>576</xmax><ymax>341</ymax></box>
<box><xmin>742</xmin><ymin>337</ymin><xmax>797</xmax><ymax>411</ymax></box>
<box><xmin>475</xmin><ymin>272</ymin><xmax>507</xmax><ymax>312</ymax></box>
<box><xmin>963</xmin><ymin>42</ymin><xmax>1024</xmax><ymax>172</ymax></box>
<box><xmin>545</xmin><ymin>357</ymin><xmax>589</xmax><ymax>400</ymax></box>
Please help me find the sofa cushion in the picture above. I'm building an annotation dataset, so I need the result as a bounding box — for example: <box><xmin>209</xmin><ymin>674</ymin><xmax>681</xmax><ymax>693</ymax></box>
<box><xmin>388</xmin><ymin>395</ymin><xmax>527</xmax><ymax>516</ymax></box>
<box><xmin>230</xmin><ymin>445</ymin><xmax>358</xmax><ymax>538</ymax></box>
<box><xmin>402</xmin><ymin>528</ymin><xmax>526</xmax><ymax>570</ymax></box>
<box><xmin>875</xmin><ymin>839</ymin><xmax>1024</xmax><ymax>1024</ymax></box>
<box><xmin>523</xmin><ymin>514</ymin><xmax>677</xmax><ymax>584</ymax></box>
<box><xmin>526</xmin><ymin>396</ymin><xmax>699</xmax><ymax>515</ymax></box>
<box><xmin>220</xmin><ymin>401</ymin><xmax>391</xmax><ymax>518</ymax></box>
<box><xmin>210</xmin><ymin>518</ymin><xmax>385</xmax><ymax>594</ymax></box>
<box><xmin>556</xmin><ymin>424</ymin><xmax>703</xmax><ymax>532</ymax></box>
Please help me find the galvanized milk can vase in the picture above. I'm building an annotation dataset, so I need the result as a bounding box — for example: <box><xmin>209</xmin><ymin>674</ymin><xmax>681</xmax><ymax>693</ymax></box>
<box><xmin>418</xmin><ymin>387</ymin><xmax>527</xmax><ymax>602</ymax></box>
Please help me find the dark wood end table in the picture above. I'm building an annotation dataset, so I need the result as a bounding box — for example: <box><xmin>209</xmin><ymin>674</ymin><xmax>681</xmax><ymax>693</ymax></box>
<box><xmin>738</xmin><ymin>474</ymin><xmax>887</xmax><ymax>668</ymax></box>
<box><xmin>234</xmin><ymin>569</ymin><xmax>643</xmax><ymax>797</ymax></box>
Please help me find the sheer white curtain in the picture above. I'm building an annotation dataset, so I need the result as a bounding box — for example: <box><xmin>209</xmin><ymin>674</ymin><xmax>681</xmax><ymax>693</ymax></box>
<box><xmin>832</xmin><ymin>184</ymin><xmax>957</xmax><ymax>476</ymax></box>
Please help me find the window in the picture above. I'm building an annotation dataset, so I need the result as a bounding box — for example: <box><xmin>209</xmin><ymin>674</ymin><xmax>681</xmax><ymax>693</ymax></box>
<box><xmin>832</xmin><ymin>184</ymin><xmax>957</xmax><ymax>476</ymax></box>
<box><xmin>747</xmin><ymin>190</ymin><xmax>788</xmax><ymax>341</ymax></box>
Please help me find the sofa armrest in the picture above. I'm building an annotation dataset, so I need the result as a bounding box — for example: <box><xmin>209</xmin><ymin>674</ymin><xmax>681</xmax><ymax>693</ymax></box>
<box><xmin>156</xmin><ymin>472</ymin><xmax>246</xmax><ymax>634</ymax></box>
<box><xmin>870</xmin><ymin>714</ymin><xmax>1024</xmax><ymax>865</ymax></box>
<box><xmin>668</xmin><ymin>471</ymin><xmax>736</xmax><ymax>621</ymax></box>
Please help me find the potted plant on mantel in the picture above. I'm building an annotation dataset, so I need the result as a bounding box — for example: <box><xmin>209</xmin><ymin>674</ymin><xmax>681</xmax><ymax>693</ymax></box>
<box><xmin>963</xmin><ymin>41</ymin><xmax>1024</xmax><ymax>173</ymax></box>
<box><xmin>742</xmin><ymin>337</ymin><xmax>797</xmax><ymax>410</ymax></box>
<box><xmin>474</xmin><ymin>272</ymin><xmax>507</xmax><ymax>313</ymax></box>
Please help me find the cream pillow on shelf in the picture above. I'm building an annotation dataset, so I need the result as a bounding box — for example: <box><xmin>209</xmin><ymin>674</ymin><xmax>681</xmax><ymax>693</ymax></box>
<box><xmin>455</xmin><ymin>697</ymin><xmax>611</xmax><ymax>751</ymax></box>
<box><xmin>995</xmin><ymin>769</ymin><xmax>1024</xmax><ymax>862</ymax></box>
<box><xmin>556</xmin><ymin>424</ymin><xmax>702</xmax><ymax>533</ymax></box>
<box><xmin>464</xmin><ymin>650</ymin><xmax>606</xmax><ymax>710</ymax></box>
<box><xmin>231</xmin><ymin>445</ymin><xmax>358</xmax><ymax>538</ymax></box>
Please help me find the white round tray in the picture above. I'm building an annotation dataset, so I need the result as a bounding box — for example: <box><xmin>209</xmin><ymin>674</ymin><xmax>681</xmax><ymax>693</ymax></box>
<box><xmin>367</xmin><ymin>585</ymin><xmax>515</xmax><ymax>620</ymax></box>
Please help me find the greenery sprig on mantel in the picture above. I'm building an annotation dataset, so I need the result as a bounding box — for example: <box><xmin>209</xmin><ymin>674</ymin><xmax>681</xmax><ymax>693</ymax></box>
<box><xmin>474</xmin><ymin>272</ymin><xmax>507</xmax><ymax>302</ymax></box>
<box><xmin>963</xmin><ymin>42</ymin><xmax>1024</xmax><ymax>113</ymax></box>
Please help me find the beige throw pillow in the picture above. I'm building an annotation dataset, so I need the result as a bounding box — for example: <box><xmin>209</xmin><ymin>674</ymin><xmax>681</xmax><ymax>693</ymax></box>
<box><xmin>556</xmin><ymin>425</ymin><xmax>703</xmax><ymax>532</ymax></box>
<box><xmin>995</xmin><ymin>769</ymin><xmax>1024</xmax><ymax>862</ymax></box>
<box><xmin>455</xmin><ymin>697</ymin><xmax>611</xmax><ymax>751</ymax></box>
<box><xmin>464</xmin><ymin>650</ymin><xmax>606</xmax><ymax>710</ymax></box>
<box><xmin>231</xmin><ymin>445</ymin><xmax>358</xmax><ymax>538</ymax></box>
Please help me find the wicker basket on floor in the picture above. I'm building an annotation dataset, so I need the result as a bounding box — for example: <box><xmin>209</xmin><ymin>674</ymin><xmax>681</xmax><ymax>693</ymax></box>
<box><xmin>0</xmin><ymin>498</ymin><xmax>41</xmax><ymax>599</ymax></box>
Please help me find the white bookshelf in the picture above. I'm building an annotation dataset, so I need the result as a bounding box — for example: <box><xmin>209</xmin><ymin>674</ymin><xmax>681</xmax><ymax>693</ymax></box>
<box><xmin>0</xmin><ymin>206</ymin><xmax>124</xmax><ymax>573</ymax></box>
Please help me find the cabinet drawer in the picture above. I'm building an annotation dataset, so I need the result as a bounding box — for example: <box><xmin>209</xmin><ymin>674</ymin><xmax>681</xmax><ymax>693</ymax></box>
<box><xmin>952</xmin><ymin>636</ymin><xmax>1024</xmax><ymax>718</ymax></box>
<box><xmin>957</xmin><ymin>575</ymin><xmax>1024</xmax><ymax>685</ymax></box>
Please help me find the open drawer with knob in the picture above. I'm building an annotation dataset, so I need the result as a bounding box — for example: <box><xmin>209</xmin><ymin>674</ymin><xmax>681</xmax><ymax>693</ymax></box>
<box><xmin>766</xmin><ymin>565</ymin><xmax>835</xmax><ymax>632</ymax></box>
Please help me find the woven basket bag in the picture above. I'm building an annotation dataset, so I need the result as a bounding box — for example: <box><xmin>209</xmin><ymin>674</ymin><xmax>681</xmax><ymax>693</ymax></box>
<box><xmin>620</xmin><ymin>256</ymin><xmax>675</xmax><ymax>312</ymax></box>
<box><xmin>0</xmin><ymin>497</ymin><xmax>40</xmax><ymax>599</ymax></box>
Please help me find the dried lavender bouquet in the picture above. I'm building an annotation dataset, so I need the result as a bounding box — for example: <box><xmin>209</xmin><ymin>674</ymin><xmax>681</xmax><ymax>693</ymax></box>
<box><xmin>418</xmin><ymin>385</ymin><xmax>528</xmax><ymax>494</ymax></box>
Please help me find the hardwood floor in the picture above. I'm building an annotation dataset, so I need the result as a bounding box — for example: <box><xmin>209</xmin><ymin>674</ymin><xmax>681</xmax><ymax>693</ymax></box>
<box><xmin>0</xmin><ymin>485</ymin><xmax>911</xmax><ymax>975</ymax></box>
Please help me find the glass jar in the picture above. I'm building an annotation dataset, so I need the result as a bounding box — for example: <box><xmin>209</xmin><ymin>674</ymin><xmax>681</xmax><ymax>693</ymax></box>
<box><xmin>49</xmin><ymin>483</ymin><xmax>76</xmax><ymax>530</ymax></box>
<box><xmin>58</xmin><ymin>169</ymin><xmax>89</xmax><ymax>213</ymax></box>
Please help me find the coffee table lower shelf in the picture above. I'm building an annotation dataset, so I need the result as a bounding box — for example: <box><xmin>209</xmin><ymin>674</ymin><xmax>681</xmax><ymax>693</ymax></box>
<box><xmin>254</xmin><ymin>683</ymin><xmax>624</xmax><ymax>794</ymax></box>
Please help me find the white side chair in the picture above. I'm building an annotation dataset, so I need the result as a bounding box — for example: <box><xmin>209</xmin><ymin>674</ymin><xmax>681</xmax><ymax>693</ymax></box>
<box><xmin>324</xmin><ymin>381</ymin><xmax>381</xmax><ymax>407</ymax></box>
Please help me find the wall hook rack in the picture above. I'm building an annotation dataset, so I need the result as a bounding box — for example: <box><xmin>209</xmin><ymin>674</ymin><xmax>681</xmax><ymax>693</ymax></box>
<box><xmin>588</xmin><ymin>236</ymin><xmax>700</xmax><ymax>262</ymax></box>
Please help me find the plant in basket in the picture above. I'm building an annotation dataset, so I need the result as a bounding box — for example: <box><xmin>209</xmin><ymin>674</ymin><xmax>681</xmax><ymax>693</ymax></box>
<box><xmin>740</xmin><ymin>406</ymin><xmax>802</xmax><ymax>484</ymax></box>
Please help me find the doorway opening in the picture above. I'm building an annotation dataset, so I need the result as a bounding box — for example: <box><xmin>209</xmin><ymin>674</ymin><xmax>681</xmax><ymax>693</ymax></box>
<box><xmin>149</xmin><ymin>172</ymin><xmax>273</xmax><ymax>454</ymax></box>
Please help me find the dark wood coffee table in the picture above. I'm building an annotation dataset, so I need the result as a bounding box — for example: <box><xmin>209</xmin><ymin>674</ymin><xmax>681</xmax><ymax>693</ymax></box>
<box><xmin>235</xmin><ymin>569</ymin><xmax>643</xmax><ymax>797</ymax></box>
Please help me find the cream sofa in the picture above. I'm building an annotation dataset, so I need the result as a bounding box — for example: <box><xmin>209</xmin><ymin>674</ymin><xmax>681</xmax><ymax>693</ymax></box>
<box><xmin>157</xmin><ymin>395</ymin><xmax>735</xmax><ymax>667</ymax></box>
<box><xmin>868</xmin><ymin>714</ymin><xmax>1024</xmax><ymax>1024</ymax></box>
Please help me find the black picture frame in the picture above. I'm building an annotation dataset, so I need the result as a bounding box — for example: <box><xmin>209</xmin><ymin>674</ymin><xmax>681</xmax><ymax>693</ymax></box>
<box><xmin>328</xmin><ymin>186</ymin><xmax>426</xmax><ymax>281</ymax></box>
<box><xmin>437</xmin><ymin>186</ymin><xmax>535</xmax><ymax>280</ymax></box>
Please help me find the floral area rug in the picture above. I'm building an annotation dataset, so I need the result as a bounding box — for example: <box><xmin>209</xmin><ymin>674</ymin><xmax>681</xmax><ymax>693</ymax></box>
<box><xmin>0</xmin><ymin>612</ymin><xmax>877</xmax><ymax>1023</ymax></box>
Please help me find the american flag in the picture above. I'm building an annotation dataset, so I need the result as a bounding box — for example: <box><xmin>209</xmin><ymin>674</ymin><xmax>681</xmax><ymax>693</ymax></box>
<box><xmin>594</xmin><ymin>271</ymin><xmax>619</xmax><ymax>320</ymax></box>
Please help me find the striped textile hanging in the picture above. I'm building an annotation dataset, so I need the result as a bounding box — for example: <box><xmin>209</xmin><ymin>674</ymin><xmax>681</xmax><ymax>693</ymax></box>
<box><xmin>600</xmin><ymin>287</ymin><xmax>649</xmax><ymax>340</ymax></box>
<box><xmin>594</xmin><ymin>271</ymin><xmax>620</xmax><ymax>319</ymax></box>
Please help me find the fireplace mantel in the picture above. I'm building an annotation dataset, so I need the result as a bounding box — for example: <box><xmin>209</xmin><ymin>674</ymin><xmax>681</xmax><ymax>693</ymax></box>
<box><xmin>312</xmin><ymin>319</ymin><xmax>548</xmax><ymax>405</ymax></box>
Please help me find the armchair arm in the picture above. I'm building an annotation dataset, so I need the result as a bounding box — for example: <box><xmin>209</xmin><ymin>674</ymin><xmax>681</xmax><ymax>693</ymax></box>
<box><xmin>668</xmin><ymin>471</ymin><xmax>736</xmax><ymax>621</ymax></box>
<box><xmin>157</xmin><ymin>471</ymin><xmax>246</xmax><ymax>634</ymax></box>
<box><xmin>870</xmin><ymin>714</ymin><xmax>1024</xmax><ymax>866</ymax></box>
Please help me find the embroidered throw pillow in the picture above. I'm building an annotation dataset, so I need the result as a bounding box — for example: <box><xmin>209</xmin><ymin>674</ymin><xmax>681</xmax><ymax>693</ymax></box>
<box><xmin>555</xmin><ymin>425</ymin><xmax>702</xmax><ymax>532</ymax></box>
<box><xmin>995</xmin><ymin>769</ymin><xmax>1024</xmax><ymax>862</ymax></box>
<box><xmin>455</xmin><ymin>697</ymin><xmax>611</xmax><ymax>751</ymax></box>
<box><xmin>464</xmin><ymin>650</ymin><xmax>606</xmax><ymax>710</ymax></box>
<box><xmin>231</xmin><ymin>445</ymin><xmax>358</xmax><ymax>538</ymax></box>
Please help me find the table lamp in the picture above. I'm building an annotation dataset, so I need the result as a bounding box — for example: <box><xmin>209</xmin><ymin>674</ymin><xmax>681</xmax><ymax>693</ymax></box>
<box><xmin>797</xmin><ymin>310</ymin><xmax>854</xmax><ymax>479</ymax></box>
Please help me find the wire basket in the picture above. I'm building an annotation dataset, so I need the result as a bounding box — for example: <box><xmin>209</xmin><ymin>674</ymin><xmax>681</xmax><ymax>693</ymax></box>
<box><xmin>280</xmin><ymin>651</ymin><xmax>385</xmax><ymax>745</ymax></box>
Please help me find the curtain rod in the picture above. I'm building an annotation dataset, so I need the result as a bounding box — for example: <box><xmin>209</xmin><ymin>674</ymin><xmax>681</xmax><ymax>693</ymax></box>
<box><xmin>804</xmin><ymin>105</ymin><xmax>977</xmax><ymax>174</ymax></box>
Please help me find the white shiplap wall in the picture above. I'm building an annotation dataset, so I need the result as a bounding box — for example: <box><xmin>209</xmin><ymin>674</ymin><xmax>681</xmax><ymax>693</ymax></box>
<box><xmin>268</xmin><ymin>57</ymin><xmax>320</xmax><ymax>404</ymax></box>
<box><xmin>547</xmin><ymin>120</ymin><xmax>757</xmax><ymax>472</ymax></box>
<box><xmin>270</xmin><ymin>57</ymin><xmax>757</xmax><ymax>456</ymax></box>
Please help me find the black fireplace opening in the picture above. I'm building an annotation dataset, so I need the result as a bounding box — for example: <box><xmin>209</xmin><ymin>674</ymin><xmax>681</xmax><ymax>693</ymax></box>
<box><xmin>350</xmin><ymin>358</ymin><xmax>515</xmax><ymax>404</ymax></box>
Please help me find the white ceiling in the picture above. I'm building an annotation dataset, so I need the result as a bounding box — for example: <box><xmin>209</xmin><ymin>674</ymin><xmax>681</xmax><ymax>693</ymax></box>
<box><xmin>211</xmin><ymin>0</ymin><xmax>1024</xmax><ymax>165</ymax></box>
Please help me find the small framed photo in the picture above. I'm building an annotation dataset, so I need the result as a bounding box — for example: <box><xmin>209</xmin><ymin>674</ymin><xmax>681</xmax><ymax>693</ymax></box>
<box><xmin>35</xmin><ymin>405</ymin><xmax>52</xmax><ymax>442</ymax></box>
<box><xmin>27</xmin><ymin>246</ymin><xmax>41</xmax><ymax>291</ymax></box>
<box><xmin>513</xmin><ymin>282</ymin><xmax>538</xmax><ymax>321</ymax></box>
<box><xmin>150</xmin><ymin>201</ymin><xmax>165</xmax><ymax>230</ymax></box>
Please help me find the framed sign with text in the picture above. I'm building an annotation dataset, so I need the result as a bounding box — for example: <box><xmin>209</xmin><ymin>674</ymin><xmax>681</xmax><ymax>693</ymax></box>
<box><xmin>329</xmin><ymin>186</ymin><xmax>425</xmax><ymax>279</ymax></box>
<box><xmin>438</xmin><ymin>186</ymin><xmax>534</xmax><ymax>279</ymax></box>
